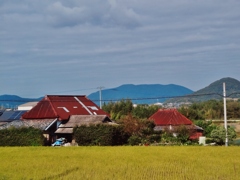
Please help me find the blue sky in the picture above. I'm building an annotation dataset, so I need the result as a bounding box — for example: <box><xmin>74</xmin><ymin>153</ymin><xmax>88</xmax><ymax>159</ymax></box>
<box><xmin>1</xmin><ymin>0</ymin><xmax>240</xmax><ymax>98</ymax></box>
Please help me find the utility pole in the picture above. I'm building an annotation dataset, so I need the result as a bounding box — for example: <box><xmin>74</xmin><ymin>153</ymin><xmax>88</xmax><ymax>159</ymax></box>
<box><xmin>223</xmin><ymin>82</ymin><xmax>228</xmax><ymax>146</ymax></box>
<box><xmin>97</xmin><ymin>86</ymin><xmax>104</xmax><ymax>109</ymax></box>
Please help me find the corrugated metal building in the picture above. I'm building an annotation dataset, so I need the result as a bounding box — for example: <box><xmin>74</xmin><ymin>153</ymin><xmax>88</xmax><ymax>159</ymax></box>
<box><xmin>22</xmin><ymin>95</ymin><xmax>108</xmax><ymax>120</ymax></box>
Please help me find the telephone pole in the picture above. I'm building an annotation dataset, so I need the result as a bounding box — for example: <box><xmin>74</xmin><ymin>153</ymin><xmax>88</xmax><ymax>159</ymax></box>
<box><xmin>223</xmin><ymin>82</ymin><xmax>228</xmax><ymax>146</ymax></box>
<box><xmin>97</xmin><ymin>86</ymin><xmax>104</xmax><ymax>109</ymax></box>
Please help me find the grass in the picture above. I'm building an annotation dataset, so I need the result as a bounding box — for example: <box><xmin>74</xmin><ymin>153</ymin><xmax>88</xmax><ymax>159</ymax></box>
<box><xmin>0</xmin><ymin>146</ymin><xmax>240</xmax><ymax>179</ymax></box>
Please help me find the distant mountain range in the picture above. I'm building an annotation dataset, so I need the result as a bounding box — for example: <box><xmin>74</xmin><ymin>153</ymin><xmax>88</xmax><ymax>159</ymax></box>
<box><xmin>0</xmin><ymin>95</ymin><xmax>41</xmax><ymax>109</ymax></box>
<box><xmin>1</xmin><ymin>77</ymin><xmax>240</xmax><ymax>108</ymax></box>
<box><xmin>87</xmin><ymin>84</ymin><xmax>193</xmax><ymax>105</ymax></box>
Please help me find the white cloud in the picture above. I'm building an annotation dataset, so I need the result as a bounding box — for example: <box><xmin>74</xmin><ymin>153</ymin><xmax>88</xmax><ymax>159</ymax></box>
<box><xmin>45</xmin><ymin>0</ymin><xmax>141</xmax><ymax>28</ymax></box>
<box><xmin>1</xmin><ymin>0</ymin><xmax>240</xmax><ymax>97</ymax></box>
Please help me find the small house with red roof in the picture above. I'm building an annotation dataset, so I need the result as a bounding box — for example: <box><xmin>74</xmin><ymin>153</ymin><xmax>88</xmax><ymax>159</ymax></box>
<box><xmin>21</xmin><ymin>95</ymin><xmax>110</xmax><ymax>144</ymax></box>
<box><xmin>149</xmin><ymin>109</ymin><xmax>203</xmax><ymax>140</ymax></box>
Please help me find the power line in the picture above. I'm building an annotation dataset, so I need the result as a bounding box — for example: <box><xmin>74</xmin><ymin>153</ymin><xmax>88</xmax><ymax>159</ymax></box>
<box><xmin>44</xmin><ymin>87</ymin><xmax>98</xmax><ymax>94</ymax></box>
<box><xmin>1</xmin><ymin>92</ymin><xmax>240</xmax><ymax>103</ymax></box>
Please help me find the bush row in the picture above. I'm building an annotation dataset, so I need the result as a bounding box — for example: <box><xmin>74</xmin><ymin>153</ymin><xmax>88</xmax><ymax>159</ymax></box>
<box><xmin>0</xmin><ymin>127</ymin><xmax>45</xmax><ymax>146</ymax></box>
<box><xmin>73</xmin><ymin>124</ymin><xmax>129</xmax><ymax>146</ymax></box>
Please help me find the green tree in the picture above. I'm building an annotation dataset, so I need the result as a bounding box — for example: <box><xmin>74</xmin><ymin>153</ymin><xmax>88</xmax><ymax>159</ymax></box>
<box><xmin>102</xmin><ymin>100</ymin><xmax>160</xmax><ymax>121</ymax></box>
<box><xmin>178</xmin><ymin>104</ymin><xmax>205</xmax><ymax>120</ymax></box>
<box><xmin>178</xmin><ymin>100</ymin><xmax>238</xmax><ymax>120</ymax></box>
<box><xmin>132</xmin><ymin>104</ymin><xmax>159</xmax><ymax>119</ymax></box>
<box><xmin>175</xmin><ymin>125</ymin><xmax>191</xmax><ymax>144</ymax></box>
<box><xmin>119</xmin><ymin>114</ymin><xmax>160</xmax><ymax>145</ymax></box>
<box><xmin>227</xmin><ymin>101</ymin><xmax>240</xmax><ymax>119</ymax></box>
<box><xmin>210</xmin><ymin>126</ymin><xmax>237</xmax><ymax>145</ymax></box>
<box><xmin>102</xmin><ymin>99</ymin><xmax>133</xmax><ymax>120</ymax></box>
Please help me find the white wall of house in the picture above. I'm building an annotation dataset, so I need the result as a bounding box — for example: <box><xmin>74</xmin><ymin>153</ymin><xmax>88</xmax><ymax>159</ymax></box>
<box><xmin>18</xmin><ymin>102</ymin><xmax>38</xmax><ymax>111</ymax></box>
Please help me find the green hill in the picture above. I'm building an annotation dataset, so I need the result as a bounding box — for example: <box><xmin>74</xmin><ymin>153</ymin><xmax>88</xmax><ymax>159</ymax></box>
<box><xmin>166</xmin><ymin>77</ymin><xmax>240</xmax><ymax>103</ymax></box>
<box><xmin>88</xmin><ymin>84</ymin><xmax>193</xmax><ymax>105</ymax></box>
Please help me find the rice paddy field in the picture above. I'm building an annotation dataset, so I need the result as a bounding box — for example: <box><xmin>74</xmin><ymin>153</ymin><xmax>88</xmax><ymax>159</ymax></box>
<box><xmin>0</xmin><ymin>146</ymin><xmax>240</xmax><ymax>180</ymax></box>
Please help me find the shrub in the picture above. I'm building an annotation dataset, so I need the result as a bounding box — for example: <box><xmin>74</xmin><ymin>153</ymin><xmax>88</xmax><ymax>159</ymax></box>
<box><xmin>0</xmin><ymin>127</ymin><xmax>45</xmax><ymax>146</ymax></box>
<box><xmin>73</xmin><ymin>124</ymin><xmax>129</xmax><ymax>146</ymax></box>
<box><xmin>210</xmin><ymin>126</ymin><xmax>237</xmax><ymax>145</ymax></box>
<box><xmin>128</xmin><ymin>135</ymin><xmax>142</xmax><ymax>146</ymax></box>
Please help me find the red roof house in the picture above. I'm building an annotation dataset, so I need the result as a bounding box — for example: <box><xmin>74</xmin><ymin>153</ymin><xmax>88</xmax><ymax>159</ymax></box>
<box><xmin>20</xmin><ymin>95</ymin><xmax>110</xmax><ymax>144</ymax></box>
<box><xmin>149</xmin><ymin>109</ymin><xmax>193</xmax><ymax>126</ymax></box>
<box><xmin>149</xmin><ymin>109</ymin><xmax>203</xmax><ymax>140</ymax></box>
<box><xmin>22</xmin><ymin>95</ymin><xmax>108</xmax><ymax>120</ymax></box>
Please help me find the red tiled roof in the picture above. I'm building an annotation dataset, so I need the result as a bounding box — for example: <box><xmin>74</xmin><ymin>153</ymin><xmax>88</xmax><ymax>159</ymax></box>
<box><xmin>22</xmin><ymin>95</ymin><xmax>108</xmax><ymax>120</ymax></box>
<box><xmin>149</xmin><ymin>109</ymin><xmax>193</xmax><ymax>126</ymax></box>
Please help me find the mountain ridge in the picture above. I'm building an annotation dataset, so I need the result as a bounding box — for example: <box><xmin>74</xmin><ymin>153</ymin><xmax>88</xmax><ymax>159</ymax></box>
<box><xmin>87</xmin><ymin>84</ymin><xmax>193</xmax><ymax>105</ymax></box>
<box><xmin>166</xmin><ymin>77</ymin><xmax>240</xmax><ymax>103</ymax></box>
<box><xmin>1</xmin><ymin>77</ymin><xmax>240</xmax><ymax>108</ymax></box>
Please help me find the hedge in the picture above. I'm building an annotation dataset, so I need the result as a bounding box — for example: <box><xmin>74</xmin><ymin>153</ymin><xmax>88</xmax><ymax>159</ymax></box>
<box><xmin>73</xmin><ymin>124</ymin><xmax>129</xmax><ymax>146</ymax></box>
<box><xmin>0</xmin><ymin>127</ymin><xmax>45</xmax><ymax>146</ymax></box>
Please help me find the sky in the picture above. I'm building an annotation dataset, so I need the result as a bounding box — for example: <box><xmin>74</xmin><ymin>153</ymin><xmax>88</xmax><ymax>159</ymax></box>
<box><xmin>1</xmin><ymin>0</ymin><xmax>240</xmax><ymax>98</ymax></box>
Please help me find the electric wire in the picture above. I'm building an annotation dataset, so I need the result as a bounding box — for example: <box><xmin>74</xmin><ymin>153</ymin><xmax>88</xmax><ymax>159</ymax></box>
<box><xmin>1</xmin><ymin>92</ymin><xmax>240</xmax><ymax>103</ymax></box>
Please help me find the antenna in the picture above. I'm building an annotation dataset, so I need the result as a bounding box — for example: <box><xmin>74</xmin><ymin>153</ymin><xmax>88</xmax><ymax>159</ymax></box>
<box><xmin>223</xmin><ymin>82</ymin><xmax>228</xmax><ymax>146</ymax></box>
<box><xmin>97</xmin><ymin>86</ymin><xmax>104</xmax><ymax>109</ymax></box>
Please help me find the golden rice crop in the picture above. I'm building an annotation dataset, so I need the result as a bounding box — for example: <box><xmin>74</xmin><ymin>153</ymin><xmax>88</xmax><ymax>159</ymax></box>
<box><xmin>0</xmin><ymin>146</ymin><xmax>239</xmax><ymax>180</ymax></box>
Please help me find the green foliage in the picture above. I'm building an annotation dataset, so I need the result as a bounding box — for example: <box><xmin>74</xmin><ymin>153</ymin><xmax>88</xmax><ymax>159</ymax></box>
<box><xmin>0</xmin><ymin>127</ymin><xmax>45</xmax><ymax>146</ymax></box>
<box><xmin>102</xmin><ymin>99</ymin><xmax>133</xmax><ymax>120</ymax></box>
<box><xmin>73</xmin><ymin>124</ymin><xmax>129</xmax><ymax>146</ymax></box>
<box><xmin>160</xmin><ymin>131</ymin><xmax>177</xmax><ymax>144</ymax></box>
<box><xmin>118</xmin><ymin>115</ymin><xmax>160</xmax><ymax>145</ymax></box>
<box><xmin>227</xmin><ymin>101</ymin><xmax>240</xmax><ymax>119</ymax></box>
<box><xmin>178</xmin><ymin>99</ymin><xmax>240</xmax><ymax>120</ymax></box>
<box><xmin>127</xmin><ymin>135</ymin><xmax>142</xmax><ymax>145</ymax></box>
<box><xmin>210</xmin><ymin>126</ymin><xmax>237</xmax><ymax>145</ymax></box>
<box><xmin>160</xmin><ymin>126</ymin><xmax>193</xmax><ymax>144</ymax></box>
<box><xmin>178</xmin><ymin>104</ymin><xmax>205</xmax><ymax>120</ymax></box>
<box><xmin>102</xmin><ymin>100</ymin><xmax>160</xmax><ymax>120</ymax></box>
<box><xmin>132</xmin><ymin>104</ymin><xmax>159</xmax><ymax>119</ymax></box>
<box><xmin>175</xmin><ymin>125</ymin><xmax>191</xmax><ymax>144</ymax></box>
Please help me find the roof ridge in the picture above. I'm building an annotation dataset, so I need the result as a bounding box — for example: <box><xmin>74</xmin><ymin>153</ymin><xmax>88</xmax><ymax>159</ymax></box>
<box><xmin>171</xmin><ymin>109</ymin><xmax>177</xmax><ymax>124</ymax></box>
<box><xmin>45</xmin><ymin>95</ymin><xmax>59</xmax><ymax>118</ymax></box>
<box><xmin>149</xmin><ymin>108</ymin><xmax>193</xmax><ymax>126</ymax></box>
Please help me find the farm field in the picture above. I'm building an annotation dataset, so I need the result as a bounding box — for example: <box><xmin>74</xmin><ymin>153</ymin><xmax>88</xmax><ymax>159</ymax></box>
<box><xmin>0</xmin><ymin>146</ymin><xmax>239</xmax><ymax>180</ymax></box>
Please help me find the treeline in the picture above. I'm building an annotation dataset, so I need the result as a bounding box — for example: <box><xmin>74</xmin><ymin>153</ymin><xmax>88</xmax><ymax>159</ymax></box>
<box><xmin>102</xmin><ymin>99</ymin><xmax>159</xmax><ymax>120</ymax></box>
<box><xmin>103</xmin><ymin>99</ymin><xmax>240</xmax><ymax>121</ymax></box>
<box><xmin>178</xmin><ymin>99</ymin><xmax>240</xmax><ymax>120</ymax></box>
